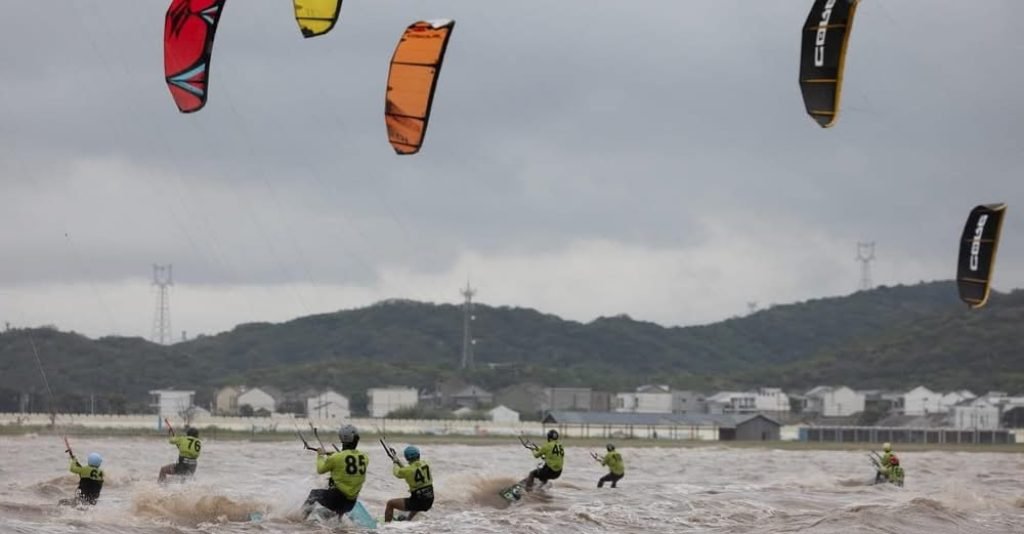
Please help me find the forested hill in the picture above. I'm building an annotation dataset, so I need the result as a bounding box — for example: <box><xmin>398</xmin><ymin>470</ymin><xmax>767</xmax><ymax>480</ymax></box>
<box><xmin>1</xmin><ymin>280</ymin><xmax>1020</xmax><ymax>412</ymax></box>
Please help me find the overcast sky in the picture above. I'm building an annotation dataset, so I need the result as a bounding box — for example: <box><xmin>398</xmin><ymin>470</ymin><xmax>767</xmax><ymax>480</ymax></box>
<box><xmin>1</xmin><ymin>1</ymin><xmax>1022</xmax><ymax>339</ymax></box>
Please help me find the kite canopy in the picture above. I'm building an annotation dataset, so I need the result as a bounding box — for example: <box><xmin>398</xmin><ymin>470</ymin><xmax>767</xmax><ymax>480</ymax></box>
<box><xmin>385</xmin><ymin>20</ymin><xmax>456</xmax><ymax>155</ymax></box>
<box><xmin>294</xmin><ymin>0</ymin><xmax>342</xmax><ymax>38</ymax></box>
<box><xmin>798</xmin><ymin>0</ymin><xmax>859</xmax><ymax>127</ymax></box>
<box><xmin>164</xmin><ymin>0</ymin><xmax>227</xmax><ymax>113</ymax></box>
<box><xmin>957</xmin><ymin>204</ymin><xmax>1008</xmax><ymax>309</ymax></box>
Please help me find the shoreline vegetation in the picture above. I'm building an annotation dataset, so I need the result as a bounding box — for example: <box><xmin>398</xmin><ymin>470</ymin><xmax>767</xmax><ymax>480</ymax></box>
<box><xmin>2</xmin><ymin>424</ymin><xmax>1020</xmax><ymax>453</ymax></box>
<box><xmin>4</xmin><ymin>283</ymin><xmax>1024</xmax><ymax>416</ymax></box>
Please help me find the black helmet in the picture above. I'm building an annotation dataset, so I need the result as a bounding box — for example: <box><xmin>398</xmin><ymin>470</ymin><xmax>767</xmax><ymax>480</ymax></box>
<box><xmin>606</xmin><ymin>443</ymin><xmax>615</xmax><ymax>452</ymax></box>
<box><xmin>547</xmin><ymin>429</ymin><xmax>559</xmax><ymax>441</ymax></box>
<box><xmin>186</xmin><ymin>427</ymin><xmax>199</xmax><ymax>438</ymax></box>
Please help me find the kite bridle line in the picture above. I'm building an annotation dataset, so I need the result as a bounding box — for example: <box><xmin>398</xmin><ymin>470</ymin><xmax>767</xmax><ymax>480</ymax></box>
<box><xmin>291</xmin><ymin>418</ymin><xmax>317</xmax><ymax>452</ymax></box>
<box><xmin>27</xmin><ymin>332</ymin><xmax>69</xmax><ymax>451</ymax></box>
<box><xmin>27</xmin><ymin>334</ymin><xmax>58</xmax><ymax>426</ymax></box>
<box><xmin>309</xmin><ymin>422</ymin><xmax>340</xmax><ymax>452</ymax></box>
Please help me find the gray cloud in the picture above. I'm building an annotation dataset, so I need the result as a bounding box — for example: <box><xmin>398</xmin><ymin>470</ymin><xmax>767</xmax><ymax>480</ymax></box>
<box><xmin>1</xmin><ymin>0</ymin><xmax>1022</xmax><ymax>336</ymax></box>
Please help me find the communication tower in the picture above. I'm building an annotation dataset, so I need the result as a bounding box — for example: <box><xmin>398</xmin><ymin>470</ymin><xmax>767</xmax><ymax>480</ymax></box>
<box><xmin>460</xmin><ymin>281</ymin><xmax>476</xmax><ymax>370</ymax></box>
<box><xmin>151</xmin><ymin>264</ymin><xmax>173</xmax><ymax>345</ymax></box>
<box><xmin>856</xmin><ymin>242</ymin><xmax>876</xmax><ymax>291</ymax></box>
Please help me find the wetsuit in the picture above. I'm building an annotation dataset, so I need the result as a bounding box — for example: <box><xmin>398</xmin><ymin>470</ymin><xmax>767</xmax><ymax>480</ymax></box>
<box><xmin>531</xmin><ymin>440</ymin><xmax>565</xmax><ymax>483</ymax></box>
<box><xmin>170</xmin><ymin>435</ymin><xmax>201</xmax><ymax>476</ymax></box>
<box><xmin>874</xmin><ymin>450</ymin><xmax>893</xmax><ymax>483</ymax></box>
<box><xmin>304</xmin><ymin>449</ymin><xmax>369</xmax><ymax>516</ymax></box>
<box><xmin>393</xmin><ymin>459</ymin><xmax>434</xmax><ymax>512</ymax></box>
<box><xmin>60</xmin><ymin>459</ymin><xmax>104</xmax><ymax>506</ymax></box>
<box><xmin>598</xmin><ymin>450</ymin><xmax>625</xmax><ymax>488</ymax></box>
<box><xmin>888</xmin><ymin>464</ymin><xmax>905</xmax><ymax>487</ymax></box>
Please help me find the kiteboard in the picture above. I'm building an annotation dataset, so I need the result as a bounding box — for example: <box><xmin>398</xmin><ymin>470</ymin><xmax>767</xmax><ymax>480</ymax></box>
<box><xmin>498</xmin><ymin>477</ymin><xmax>549</xmax><ymax>503</ymax></box>
<box><xmin>348</xmin><ymin>501</ymin><xmax>378</xmax><ymax>529</ymax></box>
<box><xmin>498</xmin><ymin>481</ymin><xmax>525</xmax><ymax>503</ymax></box>
<box><xmin>305</xmin><ymin>501</ymin><xmax>377</xmax><ymax>529</ymax></box>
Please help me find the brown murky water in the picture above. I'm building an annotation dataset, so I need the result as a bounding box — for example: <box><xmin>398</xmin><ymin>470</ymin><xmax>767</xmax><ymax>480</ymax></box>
<box><xmin>1</xmin><ymin>436</ymin><xmax>1022</xmax><ymax>533</ymax></box>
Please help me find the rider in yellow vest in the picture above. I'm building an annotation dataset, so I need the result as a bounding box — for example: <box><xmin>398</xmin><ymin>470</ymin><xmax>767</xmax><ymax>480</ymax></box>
<box><xmin>384</xmin><ymin>445</ymin><xmax>434</xmax><ymax>522</ymax></box>
<box><xmin>524</xmin><ymin>429</ymin><xmax>564</xmax><ymax>491</ymax></box>
<box><xmin>159</xmin><ymin>427</ymin><xmax>201</xmax><ymax>482</ymax></box>
<box><xmin>597</xmin><ymin>443</ymin><xmax>625</xmax><ymax>488</ymax></box>
<box><xmin>874</xmin><ymin>442</ymin><xmax>893</xmax><ymax>484</ymax></box>
<box><xmin>59</xmin><ymin>452</ymin><xmax>104</xmax><ymax>506</ymax></box>
<box><xmin>303</xmin><ymin>424</ymin><xmax>369</xmax><ymax>518</ymax></box>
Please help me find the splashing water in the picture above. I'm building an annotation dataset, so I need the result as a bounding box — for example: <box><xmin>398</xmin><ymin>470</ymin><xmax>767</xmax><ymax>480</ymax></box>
<box><xmin>1</xmin><ymin>436</ymin><xmax>1022</xmax><ymax>533</ymax></box>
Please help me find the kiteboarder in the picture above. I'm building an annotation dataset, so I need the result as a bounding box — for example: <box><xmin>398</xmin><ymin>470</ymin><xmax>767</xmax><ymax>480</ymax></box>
<box><xmin>302</xmin><ymin>424</ymin><xmax>369</xmax><ymax>518</ymax></box>
<box><xmin>595</xmin><ymin>443</ymin><xmax>625</xmax><ymax>488</ymax></box>
<box><xmin>58</xmin><ymin>448</ymin><xmax>104</xmax><ymax>506</ymax></box>
<box><xmin>383</xmin><ymin>445</ymin><xmax>434</xmax><ymax>523</ymax></box>
<box><xmin>873</xmin><ymin>442</ymin><xmax>893</xmax><ymax>484</ymax></box>
<box><xmin>158</xmin><ymin>424</ymin><xmax>201</xmax><ymax>483</ymax></box>
<box><xmin>523</xmin><ymin>429</ymin><xmax>565</xmax><ymax>491</ymax></box>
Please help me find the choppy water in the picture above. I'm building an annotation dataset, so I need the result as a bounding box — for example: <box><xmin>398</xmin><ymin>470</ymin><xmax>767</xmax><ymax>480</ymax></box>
<box><xmin>1</xmin><ymin>435</ymin><xmax>1022</xmax><ymax>533</ymax></box>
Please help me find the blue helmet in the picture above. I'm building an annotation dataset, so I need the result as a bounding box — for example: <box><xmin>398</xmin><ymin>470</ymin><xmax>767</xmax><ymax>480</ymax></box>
<box><xmin>87</xmin><ymin>452</ymin><xmax>103</xmax><ymax>467</ymax></box>
<box><xmin>403</xmin><ymin>445</ymin><xmax>420</xmax><ymax>462</ymax></box>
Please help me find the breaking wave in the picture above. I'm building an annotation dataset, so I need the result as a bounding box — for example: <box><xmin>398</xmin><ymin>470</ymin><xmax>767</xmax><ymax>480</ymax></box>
<box><xmin>131</xmin><ymin>488</ymin><xmax>265</xmax><ymax>526</ymax></box>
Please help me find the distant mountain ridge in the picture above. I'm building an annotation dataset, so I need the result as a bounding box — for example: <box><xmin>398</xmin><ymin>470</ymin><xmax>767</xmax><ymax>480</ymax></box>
<box><xmin>1</xmin><ymin>280</ymin><xmax>1020</xmax><ymax>413</ymax></box>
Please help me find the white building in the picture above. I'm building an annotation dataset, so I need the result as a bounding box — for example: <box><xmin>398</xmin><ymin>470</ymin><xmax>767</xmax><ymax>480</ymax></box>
<box><xmin>978</xmin><ymin>391</ymin><xmax>1024</xmax><ymax>409</ymax></box>
<box><xmin>804</xmin><ymin>386</ymin><xmax>865</xmax><ymax>417</ymax></box>
<box><xmin>149</xmin><ymin>389</ymin><xmax>195</xmax><ymax>419</ymax></box>
<box><xmin>237</xmin><ymin>387</ymin><xmax>278</xmax><ymax>414</ymax></box>
<box><xmin>939</xmin><ymin>390</ymin><xmax>976</xmax><ymax>411</ymax></box>
<box><xmin>368</xmin><ymin>387</ymin><xmax>418</xmax><ymax>418</ymax></box>
<box><xmin>488</xmin><ymin>405</ymin><xmax>520</xmax><ymax>423</ymax></box>
<box><xmin>903</xmin><ymin>386</ymin><xmax>941</xmax><ymax>416</ymax></box>
<box><xmin>615</xmin><ymin>385</ymin><xmax>674</xmax><ymax>414</ymax></box>
<box><xmin>753</xmin><ymin>388</ymin><xmax>792</xmax><ymax>413</ymax></box>
<box><xmin>707</xmin><ymin>391</ymin><xmax>754</xmax><ymax>414</ymax></box>
<box><xmin>708</xmin><ymin>388</ymin><xmax>791</xmax><ymax>415</ymax></box>
<box><xmin>306</xmin><ymin>390</ymin><xmax>350</xmax><ymax>420</ymax></box>
<box><xmin>953</xmin><ymin>399</ymin><xmax>1000</xmax><ymax>430</ymax></box>
<box><xmin>214</xmin><ymin>386</ymin><xmax>243</xmax><ymax>415</ymax></box>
